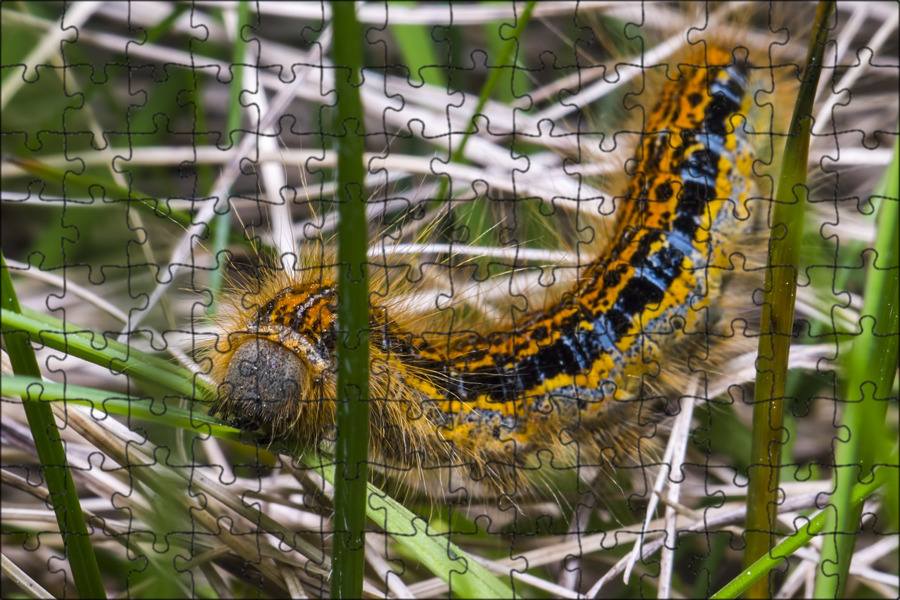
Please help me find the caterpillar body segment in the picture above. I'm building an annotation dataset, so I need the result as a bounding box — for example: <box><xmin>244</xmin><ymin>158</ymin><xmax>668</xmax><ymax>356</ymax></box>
<box><xmin>207</xmin><ymin>47</ymin><xmax>760</xmax><ymax>498</ymax></box>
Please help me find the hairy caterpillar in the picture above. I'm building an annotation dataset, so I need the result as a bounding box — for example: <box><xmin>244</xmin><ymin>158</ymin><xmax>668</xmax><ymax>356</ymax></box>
<box><xmin>206</xmin><ymin>45</ymin><xmax>760</xmax><ymax>499</ymax></box>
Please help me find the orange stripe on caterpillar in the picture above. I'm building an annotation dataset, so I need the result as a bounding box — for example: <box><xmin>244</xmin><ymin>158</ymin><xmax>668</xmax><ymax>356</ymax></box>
<box><xmin>205</xmin><ymin>46</ymin><xmax>757</xmax><ymax>496</ymax></box>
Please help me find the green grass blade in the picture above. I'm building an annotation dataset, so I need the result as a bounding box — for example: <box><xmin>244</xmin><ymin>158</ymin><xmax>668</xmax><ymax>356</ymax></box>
<box><xmin>713</xmin><ymin>453</ymin><xmax>895</xmax><ymax>599</ymax></box>
<box><xmin>331</xmin><ymin>2</ymin><xmax>370</xmax><ymax>597</ymax></box>
<box><xmin>1</xmin><ymin>253</ymin><xmax>107</xmax><ymax>600</ymax></box>
<box><xmin>813</xmin><ymin>133</ymin><xmax>900</xmax><ymax>597</ymax></box>
<box><xmin>481</xmin><ymin>16</ymin><xmax>531</xmax><ymax>106</ymax></box>
<box><xmin>365</xmin><ymin>486</ymin><xmax>514</xmax><ymax>598</ymax></box>
<box><xmin>389</xmin><ymin>2</ymin><xmax>446</xmax><ymax>88</ymax></box>
<box><xmin>143</xmin><ymin>4</ymin><xmax>191</xmax><ymax>45</ymax></box>
<box><xmin>303</xmin><ymin>455</ymin><xmax>514</xmax><ymax>599</ymax></box>
<box><xmin>0</xmin><ymin>305</ymin><xmax>215</xmax><ymax>401</ymax></box>
<box><xmin>1</xmin><ymin>375</ymin><xmax>231</xmax><ymax>436</ymax></box>
<box><xmin>743</xmin><ymin>2</ymin><xmax>835</xmax><ymax>597</ymax></box>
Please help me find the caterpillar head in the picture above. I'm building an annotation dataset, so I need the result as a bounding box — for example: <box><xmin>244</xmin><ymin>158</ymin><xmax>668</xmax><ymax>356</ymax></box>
<box><xmin>209</xmin><ymin>284</ymin><xmax>339</xmax><ymax>441</ymax></box>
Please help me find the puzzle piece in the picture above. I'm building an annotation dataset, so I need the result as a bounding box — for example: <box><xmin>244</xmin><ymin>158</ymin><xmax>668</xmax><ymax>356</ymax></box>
<box><xmin>2</xmin><ymin>2</ymin><xmax>898</xmax><ymax>598</ymax></box>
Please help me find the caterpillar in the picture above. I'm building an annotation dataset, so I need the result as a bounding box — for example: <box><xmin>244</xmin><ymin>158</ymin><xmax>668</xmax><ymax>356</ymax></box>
<box><xmin>206</xmin><ymin>45</ymin><xmax>759</xmax><ymax>500</ymax></box>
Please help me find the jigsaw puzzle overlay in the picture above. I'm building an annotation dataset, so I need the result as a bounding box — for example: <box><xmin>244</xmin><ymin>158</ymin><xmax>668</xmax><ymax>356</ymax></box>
<box><xmin>2</xmin><ymin>2</ymin><xmax>897</xmax><ymax>599</ymax></box>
